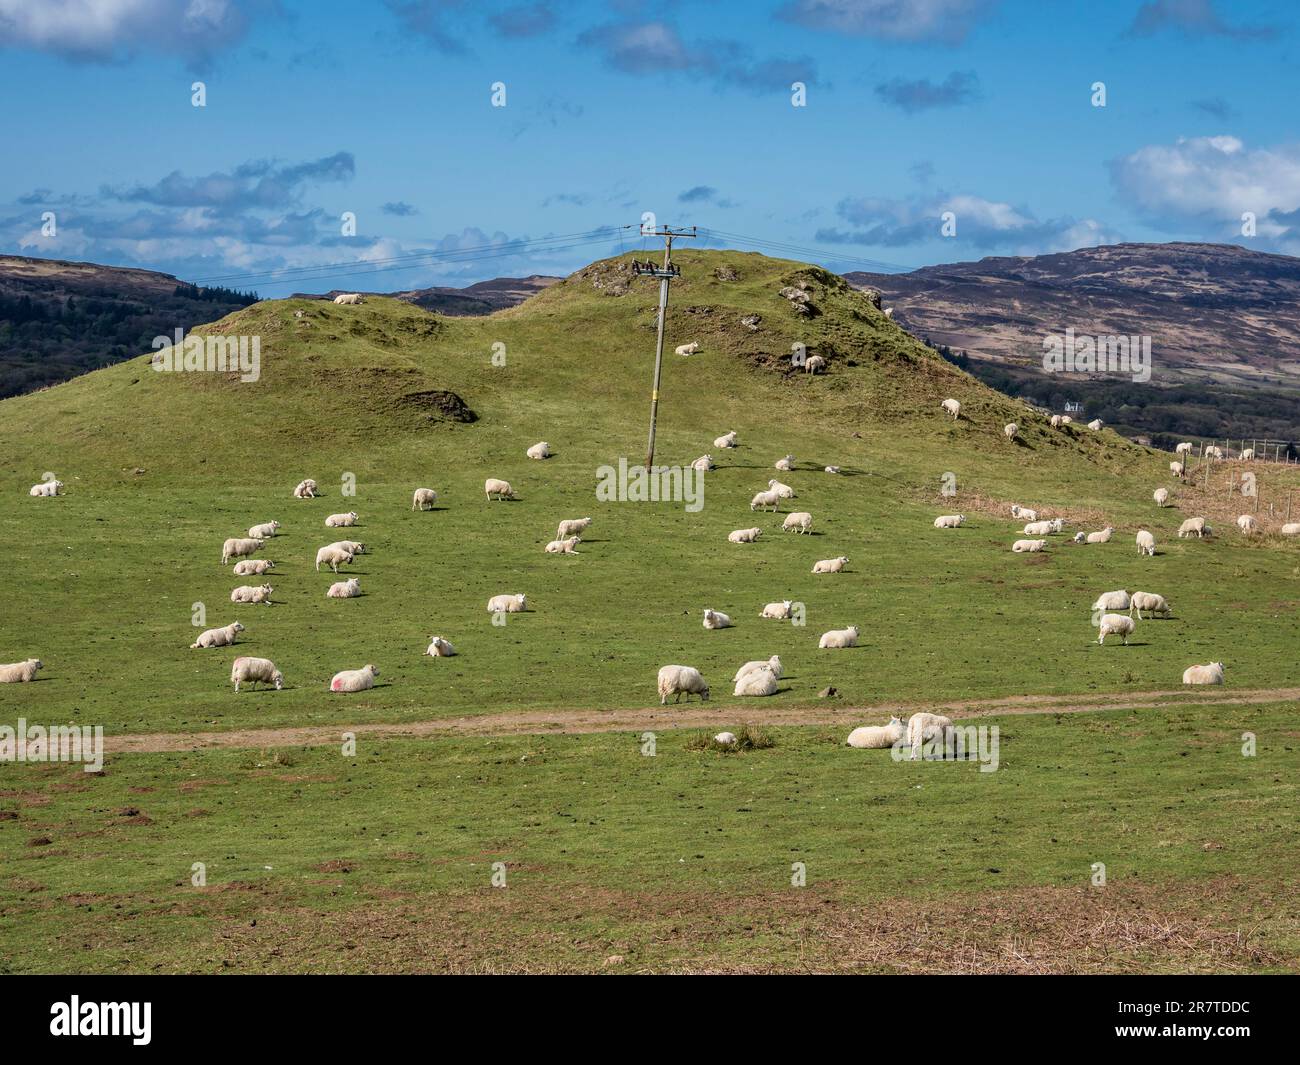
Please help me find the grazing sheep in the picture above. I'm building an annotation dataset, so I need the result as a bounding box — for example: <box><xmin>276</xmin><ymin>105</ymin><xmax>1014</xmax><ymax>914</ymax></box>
<box><xmin>484</xmin><ymin>478</ymin><xmax>515</xmax><ymax>501</ymax></box>
<box><xmin>248</xmin><ymin>521</ymin><xmax>280</xmax><ymax>539</ymax></box>
<box><xmin>675</xmin><ymin>341</ymin><xmax>701</xmax><ymax>356</ymax></box>
<box><xmin>556</xmin><ymin>517</ymin><xmax>592</xmax><ymax>540</ymax></box>
<box><xmin>1004</xmin><ymin>423</ymin><xmax>1018</xmax><ymax>440</ymax></box>
<box><xmin>1175</xmin><ymin>442</ymin><xmax>1193</xmax><ymax>456</ymax></box>
<box><xmin>783</xmin><ymin>511</ymin><xmax>813</xmax><ymax>534</ymax></box>
<box><xmin>759</xmin><ymin>600</ymin><xmax>793</xmax><ymax>620</ymax></box>
<box><xmin>804</xmin><ymin>354</ymin><xmax>826</xmax><ymax>374</ymax></box>
<box><xmin>230</xmin><ymin>656</ymin><xmax>283</xmax><ymax>692</ymax></box>
<box><xmin>1154</xmin><ymin>488</ymin><xmax>1170</xmax><ymax>507</ymax></box>
<box><xmin>221</xmin><ymin>537</ymin><xmax>264</xmax><ymax>564</ymax></box>
<box><xmin>774</xmin><ymin>454</ymin><xmax>795</xmax><ymax>472</ymax></box>
<box><xmin>190</xmin><ymin>621</ymin><xmax>245</xmax><ymax>649</ymax></box>
<box><xmin>1075</xmin><ymin>527</ymin><xmax>1114</xmax><ymax>544</ymax></box>
<box><xmin>733</xmin><ymin>666</ymin><xmax>778</xmax><ymax>697</ymax></box>
<box><xmin>1060</xmin><ymin>416</ymin><xmax>1073</xmax><ymax>425</ymax></box>
<box><xmin>487</xmin><ymin>593</ymin><xmax>527</xmax><ymax>613</ymax></box>
<box><xmin>1183</xmin><ymin>661</ymin><xmax>1225</xmax><ymax>686</ymax></box>
<box><xmin>714</xmin><ymin>431</ymin><xmax>738</xmax><ymax>449</ymax></box>
<box><xmin>691</xmin><ymin>454</ymin><xmax>714</xmax><ymax>471</ymax></box>
<box><xmin>333</xmin><ymin>293</ymin><xmax>363</xmax><ymax>305</ymax></box>
<box><xmin>933</xmin><ymin>514</ymin><xmax>965</xmax><ymax>529</ymax></box>
<box><xmin>1129</xmin><ymin>592</ymin><xmax>1171</xmax><ymax>619</ymax></box>
<box><xmin>819</xmin><ymin>625</ymin><xmax>859</xmax><ymax>649</ymax></box>
<box><xmin>941</xmin><ymin>398</ymin><xmax>961</xmax><ymax>420</ymax></box>
<box><xmin>1281</xmin><ymin>522</ymin><xmax>1300</xmax><ymax>537</ymax></box>
<box><xmin>734</xmin><ymin>655</ymin><xmax>782</xmax><ymax>682</ymax></box>
<box><xmin>812</xmin><ymin>555</ymin><xmax>848</xmax><ymax>573</ymax></box>
<box><xmin>412</xmin><ymin>488</ymin><xmax>438</xmax><ymax>510</ymax></box>
<box><xmin>1097</xmin><ymin>614</ymin><xmax>1136</xmax><ymax>645</ymax></box>
<box><xmin>728</xmin><ymin>527</ymin><xmax>762</xmax><ymax>543</ymax></box>
<box><xmin>768</xmin><ymin>478</ymin><xmax>795</xmax><ymax>499</ymax></box>
<box><xmin>1092</xmin><ymin>589</ymin><xmax>1131</xmax><ymax>612</ymax></box>
<box><xmin>847</xmin><ymin>716</ymin><xmax>905</xmax><ymax>750</ymax></box>
<box><xmin>232</xmin><ymin>559</ymin><xmax>274</xmax><ymax>577</ymax></box>
<box><xmin>1178</xmin><ymin>516</ymin><xmax>1208</xmax><ymax>538</ymax></box>
<box><xmin>1205</xmin><ymin>445</ymin><xmax>1224</xmax><ymax>460</ymax></box>
<box><xmin>1012</xmin><ymin>539</ymin><xmax>1047</xmax><ymax>552</ymax></box>
<box><xmin>326</xmin><ymin>577</ymin><xmax>362</xmax><ymax>598</ymax></box>
<box><xmin>330</xmin><ymin>664</ymin><xmax>378</xmax><ymax>692</ymax></box>
<box><xmin>657</xmin><ymin>664</ymin><xmax>709</xmax><ymax>705</ymax></box>
<box><xmin>1170</xmin><ymin>461</ymin><xmax>1185</xmax><ymax>478</ymax></box>
<box><xmin>293</xmin><ymin>478</ymin><xmax>320</xmax><ymax>499</ymax></box>
<box><xmin>526</xmin><ymin>441</ymin><xmax>550</xmax><ymax>460</ymax></box>
<box><xmin>1023</xmin><ymin>519</ymin><xmax>1063</xmax><ymax>536</ymax></box>
<box><xmin>0</xmin><ymin>658</ymin><xmax>43</xmax><ymax>683</ymax></box>
<box><xmin>231</xmin><ymin>584</ymin><xmax>273</xmax><ymax>605</ymax></box>
<box><xmin>702</xmin><ymin>608</ymin><xmax>733</xmax><ymax>630</ymax></box>
<box><xmin>1088</xmin><ymin>418</ymin><xmax>1104</xmax><ymax>431</ymax></box>
<box><xmin>1050</xmin><ymin>414</ymin><xmax>1064</xmax><ymax>428</ymax></box>
<box><xmin>544</xmin><ymin>536</ymin><xmax>580</xmax><ymax>554</ymax></box>
<box><xmin>907</xmin><ymin>712</ymin><xmax>954</xmax><ymax>760</ymax></box>
<box><xmin>1136</xmin><ymin>529</ymin><xmax>1156</xmax><ymax>556</ymax></box>
<box><xmin>325</xmin><ymin>511</ymin><xmax>359</xmax><ymax>528</ymax></box>
<box><xmin>1010</xmin><ymin>505</ymin><xmax>1038</xmax><ymax>522</ymax></box>
<box><xmin>424</xmin><ymin>636</ymin><xmax>456</xmax><ymax>657</ymax></box>
<box><xmin>750</xmin><ymin>489</ymin><xmax>782</xmax><ymax>512</ymax></box>
<box><xmin>714</xmin><ymin>732</ymin><xmax>738</xmax><ymax>745</ymax></box>
<box><xmin>28</xmin><ymin>480</ymin><xmax>63</xmax><ymax>497</ymax></box>
<box><xmin>824</xmin><ymin>465</ymin><xmax>841</xmax><ymax>474</ymax></box>
<box><xmin>1237</xmin><ymin>514</ymin><xmax>1258</xmax><ymax>535</ymax></box>
<box><xmin>315</xmin><ymin>545</ymin><xmax>355</xmax><ymax>573</ymax></box>
<box><xmin>1241</xmin><ymin>448</ymin><xmax>1256</xmax><ymax>461</ymax></box>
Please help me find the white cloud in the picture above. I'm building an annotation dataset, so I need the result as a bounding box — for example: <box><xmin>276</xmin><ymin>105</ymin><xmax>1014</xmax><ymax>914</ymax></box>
<box><xmin>778</xmin><ymin>0</ymin><xmax>996</xmax><ymax>44</ymax></box>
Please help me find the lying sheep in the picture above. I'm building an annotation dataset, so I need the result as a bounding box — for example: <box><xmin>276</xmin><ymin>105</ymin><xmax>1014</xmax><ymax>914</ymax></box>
<box><xmin>1060</xmin><ymin>415</ymin><xmax>1073</xmax><ymax>425</ymax></box>
<box><xmin>1088</xmin><ymin>418</ymin><xmax>1104</xmax><ymax>431</ymax></box>
<box><xmin>315</xmin><ymin>545</ymin><xmax>355</xmax><ymax>572</ymax></box>
<box><xmin>330</xmin><ymin>664</ymin><xmax>378</xmax><ymax>692</ymax></box>
<box><xmin>734</xmin><ymin>666</ymin><xmax>778</xmax><ymax>697</ymax></box>
<box><xmin>1074</xmin><ymin>527</ymin><xmax>1114</xmax><ymax>544</ymax></box>
<box><xmin>1092</xmin><ymin>589</ymin><xmax>1130</xmax><ymax>612</ymax></box>
<box><xmin>412</xmin><ymin>488</ymin><xmax>438</xmax><ymax>511</ymax></box>
<box><xmin>190</xmin><ymin>621</ymin><xmax>244</xmax><ymax>649</ymax></box>
<box><xmin>485</xmin><ymin>478</ymin><xmax>515</xmax><ymax>501</ymax></box>
<box><xmin>768</xmin><ymin>478</ymin><xmax>795</xmax><ymax>499</ymax></box>
<box><xmin>327</xmin><ymin>577</ymin><xmax>362</xmax><ymax>598</ymax></box>
<box><xmin>232</xmin><ymin>559</ymin><xmax>274</xmax><ymax>577</ymax></box>
<box><xmin>1281</xmin><ymin>522</ymin><xmax>1300</xmax><ymax>537</ymax></box>
<box><xmin>325</xmin><ymin>511</ymin><xmax>359</xmax><ymax>528</ymax></box>
<box><xmin>1097</xmin><ymin>613</ymin><xmax>1136</xmax><ymax>645</ymax></box>
<box><xmin>1153</xmin><ymin>488</ymin><xmax>1170</xmax><ymax>507</ymax></box>
<box><xmin>1183</xmin><ymin>661</ymin><xmax>1225</xmax><ymax>686</ymax></box>
<box><xmin>675</xmin><ymin>341</ymin><xmax>701</xmax><ymax>356</ymax></box>
<box><xmin>691</xmin><ymin>454</ymin><xmax>714</xmax><ymax>472</ymax></box>
<box><xmin>714</xmin><ymin>732</ymin><xmax>737</xmax><ymax>746</ymax></box>
<box><xmin>557</xmin><ymin>517</ymin><xmax>592</xmax><ymax>540</ymax></box>
<box><xmin>941</xmin><ymin>398</ymin><xmax>960</xmax><ymax>420</ymax></box>
<box><xmin>333</xmin><ymin>293</ymin><xmax>363</xmax><ymax>305</ymax></box>
<box><xmin>1004</xmin><ymin>423</ymin><xmax>1018</xmax><ymax>440</ymax></box>
<box><xmin>824</xmin><ymin>465</ymin><xmax>841</xmax><ymax>474</ymax></box>
<box><xmin>1178</xmin><ymin>516</ymin><xmax>1208</xmax><ymax>538</ymax></box>
<box><xmin>775</xmin><ymin>454</ymin><xmax>795</xmax><ymax>472</ymax></box>
<box><xmin>714</xmin><ymin>431</ymin><xmax>738</xmax><ymax>449</ymax></box>
<box><xmin>812</xmin><ymin>555</ymin><xmax>848</xmax><ymax>573</ymax></box>
<box><xmin>1010</xmin><ymin>505</ymin><xmax>1037</xmax><ymax>522</ymax></box>
<box><xmin>1237</xmin><ymin>514</ymin><xmax>1258</xmax><ymax>535</ymax></box>
<box><xmin>728</xmin><ymin>527</ymin><xmax>762</xmax><ymax>543</ymax></box>
<box><xmin>751</xmin><ymin>489</ymin><xmax>781</xmax><ymax>512</ymax></box>
<box><xmin>29</xmin><ymin>480</ymin><xmax>63</xmax><ymax>497</ymax></box>
<box><xmin>0</xmin><ymin>658</ymin><xmax>43</xmax><ymax>683</ymax></box>
<box><xmin>819</xmin><ymin>625</ymin><xmax>859</xmax><ymax>649</ymax></box>
<box><xmin>544</xmin><ymin>536</ymin><xmax>580</xmax><ymax>554</ymax></box>
<box><xmin>1012</xmin><ymin>539</ymin><xmax>1047</xmax><ymax>552</ymax></box>
<box><xmin>783</xmin><ymin>511</ymin><xmax>813</xmax><ymax>534</ymax></box>
<box><xmin>847</xmin><ymin>716</ymin><xmax>905</xmax><ymax>750</ymax></box>
<box><xmin>293</xmin><ymin>478</ymin><xmax>320</xmax><ymax>499</ymax></box>
<box><xmin>907</xmin><ymin>712</ymin><xmax>953</xmax><ymax>760</ymax></box>
<box><xmin>231</xmin><ymin>656</ymin><xmax>283</xmax><ymax>692</ymax></box>
<box><xmin>933</xmin><ymin>514</ymin><xmax>964</xmax><ymax>529</ymax></box>
<box><xmin>526</xmin><ymin>441</ymin><xmax>550</xmax><ymax>460</ymax></box>
<box><xmin>248</xmin><ymin>521</ymin><xmax>280</xmax><ymax>539</ymax></box>
<box><xmin>734</xmin><ymin>655</ymin><xmax>782</xmax><ymax>682</ymax></box>
<box><xmin>1175</xmin><ymin>442</ymin><xmax>1193</xmax><ymax>456</ymax></box>
<box><xmin>760</xmin><ymin>600</ymin><xmax>793</xmax><ymax>620</ymax></box>
<box><xmin>487</xmin><ymin>593</ymin><xmax>527</xmax><ymax>613</ymax></box>
<box><xmin>425</xmin><ymin>636</ymin><xmax>456</xmax><ymax>657</ymax></box>
<box><xmin>1023</xmin><ymin>519</ymin><xmax>1063</xmax><ymax>536</ymax></box>
<box><xmin>221</xmin><ymin>537</ymin><xmax>264</xmax><ymax>565</ymax></box>
<box><xmin>658</xmin><ymin>664</ymin><xmax>709</xmax><ymax>704</ymax></box>
<box><xmin>231</xmin><ymin>584</ymin><xmax>273</xmax><ymax>605</ymax></box>
<box><xmin>1129</xmin><ymin>592</ymin><xmax>1171</xmax><ymax>619</ymax></box>
<box><xmin>703</xmin><ymin>608</ymin><xmax>733</xmax><ymax>630</ymax></box>
<box><xmin>1136</xmin><ymin>530</ymin><xmax>1156</xmax><ymax>556</ymax></box>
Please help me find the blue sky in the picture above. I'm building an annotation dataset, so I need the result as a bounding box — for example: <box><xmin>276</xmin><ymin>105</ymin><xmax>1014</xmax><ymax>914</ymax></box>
<box><xmin>2</xmin><ymin>0</ymin><xmax>1298</xmax><ymax>294</ymax></box>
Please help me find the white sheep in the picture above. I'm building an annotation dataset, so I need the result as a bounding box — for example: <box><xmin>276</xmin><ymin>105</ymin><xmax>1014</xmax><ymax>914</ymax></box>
<box><xmin>333</xmin><ymin>293</ymin><xmax>363</xmax><ymax>305</ymax></box>
<box><xmin>1050</xmin><ymin>414</ymin><xmax>1064</xmax><ymax>428</ymax></box>
<box><xmin>1129</xmin><ymin>592</ymin><xmax>1171</xmax><ymax>619</ymax></box>
<box><xmin>248</xmin><ymin>521</ymin><xmax>280</xmax><ymax>539</ymax></box>
<box><xmin>1023</xmin><ymin>519</ymin><xmax>1063</xmax><ymax>536</ymax></box>
<box><xmin>1012</xmin><ymin>539</ymin><xmax>1047</xmax><ymax>552</ymax></box>
<box><xmin>526</xmin><ymin>441</ymin><xmax>551</xmax><ymax>460</ymax></box>
<box><xmin>190</xmin><ymin>621</ymin><xmax>244</xmax><ymax>649</ymax></box>
<box><xmin>941</xmin><ymin>398</ymin><xmax>960</xmax><ymax>420</ymax></box>
<box><xmin>1240</xmin><ymin>448</ymin><xmax>1256</xmax><ymax>461</ymax></box>
<box><xmin>1075</xmin><ymin>527</ymin><xmax>1114</xmax><ymax>544</ymax></box>
<box><xmin>702</xmin><ymin>608</ymin><xmax>733</xmax><ymax>630</ymax></box>
<box><xmin>0</xmin><ymin>658</ymin><xmax>43</xmax><ymax>683</ymax></box>
<box><xmin>804</xmin><ymin>354</ymin><xmax>826</xmax><ymax>374</ymax></box>
<box><xmin>1237</xmin><ymin>514</ymin><xmax>1258</xmax><ymax>535</ymax></box>
<box><xmin>412</xmin><ymin>488</ymin><xmax>438</xmax><ymax>510</ymax></box>
<box><xmin>734</xmin><ymin>655</ymin><xmax>782</xmax><ymax>682</ymax></box>
<box><xmin>487</xmin><ymin>593</ymin><xmax>527</xmax><ymax>613</ymax></box>
<box><xmin>933</xmin><ymin>514</ymin><xmax>965</xmax><ymax>529</ymax></box>
<box><xmin>759</xmin><ymin>600</ymin><xmax>793</xmax><ymax>620</ymax></box>
<box><xmin>1170</xmin><ymin>461</ymin><xmax>1185</xmax><ymax>478</ymax></box>
<box><xmin>1060</xmin><ymin>415</ymin><xmax>1073</xmax><ymax>425</ymax></box>
<box><xmin>775</xmin><ymin>454</ymin><xmax>795</xmax><ymax>472</ymax></box>
<box><xmin>783</xmin><ymin>511</ymin><xmax>813</xmax><ymax>534</ymax></box>
<box><xmin>824</xmin><ymin>465</ymin><xmax>841</xmax><ymax>474</ymax></box>
<box><xmin>846</xmin><ymin>716</ymin><xmax>905</xmax><ymax>750</ymax></box>
<box><xmin>1097</xmin><ymin>613</ymin><xmax>1136</xmax><ymax>645</ymax></box>
<box><xmin>1136</xmin><ymin>529</ymin><xmax>1156</xmax><ymax>556</ymax></box>
<box><xmin>424</xmin><ymin>636</ymin><xmax>456</xmax><ymax>657</ymax></box>
<box><xmin>907</xmin><ymin>712</ymin><xmax>953</xmax><ymax>760</ymax></box>
<box><xmin>812</xmin><ymin>555</ymin><xmax>848</xmax><ymax>573</ymax></box>
<box><xmin>330</xmin><ymin>664</ymin><xmax>378</xmax><ymax>692</ymax></box>
<box><xmin>714</xmin><ymin>431</ymin><xmax>738</xmax><ymax>449</ymax></box>
<box><xmin>1183</xmin><ymin>661</ymin><xmax>1225</xmax><ymax>686</ymax></box>
<box><xmin>315</xmin><ymin>545</ymin><xmax>355</xmax><ymax>572</ymax></box>
<box><xmin>1153</xmin><ymin>488</ymin><xmax>1170</xmax><ymax>507</ymax></box>
<box><xmin>1175</xmin><ymin>442</ymin><xmax>1193</xmax><ymax>456</ymax></box>
<box><xmin>1281</xmin><ymin>523</ymin><xmax>1300</xmax><ymax>537</ymax></box>
<box><xmin>750</xmin><ymin>489</ymin><xmax>781</xmax><ymax>512</ymax></box>
<box><xmin>733</xmin><ymin>666</ymin><xmax>778</xmax><ymax>697</ymax></box>
<box><xmin>544</xmin><ymin>536</ymin><xmax>581</xmax><ymax>554</ymax></box>
<box><xmin>1092</xmin><ymin>589</ymin><xmax>1130</xmax><ymax>612</ymax></box>
<box><xmin>293</xmin><ymin>478</ymin><xmax>320</xmax><ymax>499</ymax></box>
<box><xmin>28</xmin><ymin>480</ymin><xmax>63</xmax><ymax>497</ymax></box>
<box><xmin>556</xmin><ymin>517</ymin><xmax>592</xmax><ymax>540</ymax></box>
<box><xmin>691</xmin><ymin>454</ymin><xmax>714</xmax><ymax>471</ymax></box>
<box><xmin>325</xmin><ymin>511</ymin><xmax>359</xmax><ymax>528</ymax></box>
<box><xmin>231</xmin><ymin>584</ymin><xmax>273</xmax><ymax>605</ymax></box>
<box><xmin>1004</xmin><ymin>423</ymin><xmax>1018</xmax><ymax>440</ymax></box>
<box><xmin>1178</xmin><ymin>516</ymin><xmax>1208</xmax><ymax>538</ymax></box>
<box><xmin>728</xmin><ymin>527</ymin><xmax>762</xmax><ymax>543</ymax></box>
<box><xmin>714</xmin><ymin>732</ymin><xmax>737</xmax><ymax>745</ymax></box>
<box><xmin>675</xmin><ymin>341</ymin><xmax>701</xmax><ymax>356</ymax></box>
<box><xmin>221</xmin><ymin>537</ymin><xmax>264</xmax><ymax>565</ymax></box>
<box><xmin>327</xmin><ymin>577</ymin><xmax>362</xmax><ymax>598</ymax></box>
<box><xmin>657</xmin><ymin>664</ymin><xmax>709</xmax><ymax>704</ymax></box>
<box><xmin>819</xmin><ymin>625</ymin><xmax>859</xmax><ymax>649</ymax></box>
<box><xmin>1205</xmin><ymin>445</ymin><xmax>1224</xmax><ymax>460</ymax></box>
<box><xmin>232</xmin><ymin>559</ymin><xmax>274</xmax><ymax>577</ymax></box>
<box><xmin>231</xmin><ymin>656</ymin><xmax>283</xmax><ymax>692</ymax></box>
<box><xmin>768</xmin><ymin>478</ymin><xmax>795</xmax><ymax>499</ymax></box>
<box><xmin>1087</xmin><ymin>418</ymin><xmax>1104</xmax><ymax>431</ymax></box>
<box><xmin>1010</xmin><ymin>505</ymin><xmax>1038</xmax><ymax>522</ymax></box>
<box><xmin>484</xmin><ymin>478</ymin><xmax>515</xmax><ymax>501</ymax></box>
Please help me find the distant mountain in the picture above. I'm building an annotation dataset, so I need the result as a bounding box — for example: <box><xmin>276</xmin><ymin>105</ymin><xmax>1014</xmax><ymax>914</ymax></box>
<box><xmin>305</xmin><ymin>276</ymin><xmax>562</xmax><ymax>316</ymax></box>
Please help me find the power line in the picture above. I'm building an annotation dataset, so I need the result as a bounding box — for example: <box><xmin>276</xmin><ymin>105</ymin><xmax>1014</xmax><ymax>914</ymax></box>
<box><xmin>696</xmin><ymin>227</ymin><xmax>913</xmax><ymax>274</ymax></box>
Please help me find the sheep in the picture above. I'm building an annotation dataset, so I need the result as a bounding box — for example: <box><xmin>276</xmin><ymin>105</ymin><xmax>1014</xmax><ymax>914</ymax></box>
<box><xmin>1183</xmin><ymin>661</ymin><xmax>1225</xmax><ymax>686</ymax></box>
<box><xmin>412</xmin><ymin>488</ymin><xmax>438</xmax><ymax>510</ymax></box>
<box><xmin>1130</xmin><ymin>592</ymin><xmax>1171</xmax><ymax>619</ymax></box>
<box><xmin>775</xmin><ymin>454</ymin><xmax>795</xmax><ymax>472</ymax></box>
<box><xmin>733</xmin><ymin>666</ymin><xmax>778</xmax><ymax>697</ymax></box>
<box><xmin>1023</xmin><ymin>519</ymin><xmax>1062</xmax><ymax>536</ymax></box>
<box><xmin>1170</xmin><ymin>461</ymin><xmax>1185</xmax><ymax>478</ymax></box>
<box><xmin>728</xmin><ymin>527</ymin><xmax>762</xmax><ymax>543</ymax></box>
<box><xmin>1237</xmin><ymin>514</ymin><xmax>1258</xmax><ymax>535</ymax></box>
<box><xmin>1205</xmin><ymin>445</ymin><xmax>1224</xmax><ymax>460</ymax></box>
<box><xmin>702</xmin><ymin>608</ymin><xmax>733</xmax><ymax>630</ymax></box>
<box><xmin>293</xmin><ymin>478</ymin><xmax>320</xmax><ymax>499</ymax></box>
<box><xmin>824</xmin><ymin>465</ymin><xmax>841</xmax><ymax>474</ymax></box>
<box><xmin>1136</xmin><ymin>530</ymin><xmax>1156</xmax><ymax>556</ymax></box>
<box><xmin>1092</xmin><ymin>589</ymin><xmax>1131</xmax><ymax>612</ymax></box>
<box><xmin>526</xmin><ymin>441</ymin><xmax>550</xmax><ymax>460</ymax></box>
<box><xmin>28</xmin><ymin>480</ymin><xmax>63</xmax><ymax>497</ymax></box>
<box><xmin>1075</xmin><ymin>527</ymin><xmax>1114</xmax><ymax>544</ymax></box>
<box><xmin>734</xmin><ymin>655</ymin><xmax>782</xmax><ymax>682</ymax></box>
<box><xmin>232</xmin><ymin>559</ymin><xmax>274</xmax><ymax>577</ymax></box>
<box><xmin>933</xmin><ymin>514</ymin><xmax>964</xmax><ymax>529</ymax></box>
<box><xmin>783</xmin><ymin>511</ymin><xmax>813</xmax><ymax>534</ymax></box>
<box><xmin>484</xmin><ymin>478</ymin><xmax>515</xmax><ymax>501</ymax></box>
<box><xmin>247</xmin><ymin>521</ymin><xmax>280</xmax><ymax>540</ymax></box>
<box><xmin>330</xmin><ymin>664</ymin><xmax>378</xmax><ymax>692</ymax></box>
<box><xmin>230</xmin><ymin>656</ymin><xmax>283</xmax><ymax>692</ymax></box>
<box><xmin>544</xmin><ymin>536</ymin><xmax>580</xmax><ymax>554</ymax></box>
<box><xmin>847</xmin><ymin>716</ymin><xmax>905</xmax><ymax>750</ymax></box>
<box><xmin>556</xmin><ymin>517</ymin><xmax>592</xmax><ymax>540</ymax></box>
<box><xmin>331</xmin><ymin>538</ymin><xmax>366</xmax><ymax>555</ymax></box>
<box><xmin>1050</xmin><ymin>414</ymin><xmax>1064</xmax><ymax>428</ymax></box>
<box><xmin>231</xmin><ymin>584</ymin><xmax>273</xmax><ymax>605</ymax></box>
<box><xmin>1010</xmin><ymin>505</ymin><xmax>1038</xmax><ymax>522</ymax></box>
<box><xmin>333</xmin><ymin>293</ymin><xmax>363</xmax><ymax>305</ymax></box>
<box><xmin>1153</xmin><ymin>488</ymin><xmax>1170</xmax><ymax>507</ymax></box>
<box><xmin>759</xmin><ymin>600</ymin><xmax>793</xmax><ymax>620</ymax></box>
<box><xmin>1097</xmin><ymin>613</ymin><xmax>1136</xmax><ymax>645</ymax></box>
<box><xmin>907</xmin><ymin>712</ymin><xmax>953</xmax><ymax>760</ymax></box>
<box><xmin>487</xmin><ymin>593</ymin><xmax>527</xmax><ymax>613</ymax></box>
<box><xmin>768</xmin><ymin>478</ymin><xmax>796</xmax><ymax>498</ymax></box>
<box><xmin>804</xmin><ymin>354</ymin><xmax>826</xmax><ymax>374</ymax></box>
<box><xmin>657</xmin><ymin>664</ymin><xmax>709</xmax><ymax>704</ymax></box>
<box><xmin>812</xmin><ymin>555</ymin><xmax>848</xmax><ymax>573</ymax></box>
<box><xmin>1004</xmin><ymin>423</ymin><xmax>1018</xmax><ymax>440</ymax></box>
<box><xmin>326</xmin><ymin>577</ymin><xmax>362</xmax><ymax>598</ymax></box>
<box><xmin>691</xmin><ymin>454</ymin><xmax>714</xmax><ymax>472</ymax></box>
<box><xmin>325</xmin><ymin>511</ymin><xmax>359</xmax><ymax>528</ymax></box>
<box><xmin>1178</xmin><ymin>516</ymin><xmax>1208</xmax><ymax>538</ymax></box>
<box><xmin>714</xmin><ymin>732</ymin><xmax>738</xmax><ymax>746</ymax></box>
<box><xmin>1281</xmin><ymin>522</ymin><xmax>1300</xmax><ymax>537</ymax></box>
<box><xmin>1241</xmin><ymin>448</ymin><xmax>1256</xmax><ymax>461</ymax></box>
<box><xmin>424</xmin><ymin>636</ymin><xmax>456</xmax><ymax>657</ymax></box>
<box><xmin>190</xmin><ymin>621</ymin><xmax>244</xmax><ymax>649</ymax></box>
<box><xmin>1088</xmin><ymin>418</ymin><xmax>1104</xmax><ymax>431</ymax></box>
<box><xmin>221</xmin><ymin>537</ymin><xmax>264</xmax><ymax>565</ymax></box>
<box><xmin>1175</xmin><ymin>442</ymin><xmax>1193</xmax><ymax>456</ymax></box>
<box><xmin>675</xmin><ymin>341</ymin><xmax>701</xmax><ymax>356</ymax></box>
<box><xmin>749</xmin><ymin>489</ymin><xmax>781</xmax><ymax>512</ymax></box>
<box><xmin>714</xmin><ymin>431</ymin><xmax>738</xmax><ymax>449</ymax></box>
<box><xmin>819</xmin><ymin>625</ymin><xmax>859</xmax><ymax>649</ymax></box>
<box><xmin>315</xmin><ymin>545</ymin><xmax>355</xmax><ymax>573</ymax></box>
<box><xmin>1012</xmin><ymin>539</ymin><xmax>1047</xmax><ymax>552</ymax></box>
<box><xmin>0</xmin><ymin>658</ymin><xmax>42</xmax><ymax>683</ymax></box>
<box><xmin>941</xmin><ymin>398</ymin><xmax>961</xmax><ymax>420</ymax></box>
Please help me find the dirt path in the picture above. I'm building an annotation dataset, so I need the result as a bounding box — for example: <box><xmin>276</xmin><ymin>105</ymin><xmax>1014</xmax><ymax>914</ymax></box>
<box><xmin>105</xmin><ymin>686</ymin><xmax>1300</xmax><ymax>754</ymax></box>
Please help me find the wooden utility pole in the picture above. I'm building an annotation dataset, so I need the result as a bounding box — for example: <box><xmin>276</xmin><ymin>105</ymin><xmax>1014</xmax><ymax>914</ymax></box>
<box><xmin>633</xmin><ymin>225</ymin><xmax>696</xmax><ymax>470</ymax></box>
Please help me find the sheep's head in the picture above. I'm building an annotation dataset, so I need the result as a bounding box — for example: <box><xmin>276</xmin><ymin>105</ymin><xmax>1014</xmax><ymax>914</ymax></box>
<box><xmin>888</xmin><ymin>715</ymin><xmax>902</xmax><ymax>726</ymax></box>
<box><xmin>700</xmin><ymin>685</ymin><xmax>710</xmax><ymax>701</ymax></box>
<box><xmin>848</xmin><ymin>625</ymin><xmax>860</xmax><ymax>636</ymax></box>
<box><xmin>272</xmin><ymin>671</ymin><xmax>284</xmax><ymax>689</ymax></box>
<box><xmin>233</xmin><ymin>622</ymin><xmax>245</xmax><ymax>632</ymax></box>
<box><xmin>366</xmin><ymin>665</ymin><xmax>379</xmax><ymax>677</ymax></box>
<box><xmin>31</xmin><ymin>659</ymin><xmax>43</xmax><ymax>669</ymax></box>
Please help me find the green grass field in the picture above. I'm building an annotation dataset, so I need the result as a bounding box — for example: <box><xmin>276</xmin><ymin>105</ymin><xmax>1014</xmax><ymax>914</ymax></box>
<box><xmin>2</xmin><ymin>250</ymin><xmax>1298</xmax><ymax>972</ymax></box>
